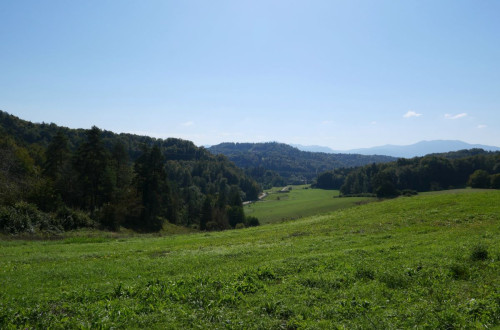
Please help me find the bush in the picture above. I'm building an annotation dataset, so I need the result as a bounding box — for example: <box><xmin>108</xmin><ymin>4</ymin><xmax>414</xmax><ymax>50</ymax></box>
<box><xmin>206</xmin><ymin>221</ymin><xmax>221</xmax><ymax>231</ymax></box>
<box><xmin>235</xmin><ymin>223</ymin><xmax>246</xmax><ymax>229</ymax></box>
<box><xmin>401</xmin><ymin>189</ymin><xmax>418</xmax><ymax>196</ymax></box>
<box><xmin>245</xmin><ymin>216</ymin><xmax>260</xmax><ymax>227</ymax></box>
<box><xmin>468</xmin><ymin>170</ymin><xmax>490</xmax><ymax>188</ymax></box>
<box><xmin>56</xmin><ymin>206</ymin><xmax>95</xmax><ymax>231</ymax></box>
<box><xmin>490</xmin><ymin>174</ymin><xmax>500</xmax><ymax>189</ymax></box>
<box><xmin>0</xmin><ymin>202</ymin><xmax>61</xmax><ymax>234</ymax></box>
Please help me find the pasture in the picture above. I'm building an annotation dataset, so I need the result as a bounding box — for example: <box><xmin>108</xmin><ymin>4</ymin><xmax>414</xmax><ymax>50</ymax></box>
<box><xmin>244</xmin><ymin>185</ymin><xmax>375</xmax><ymax>224</ymax></box>
<box><xmin>1</xmin><ymin>189</ymin><xmax>499</xmax><ymax>328</ymax></box>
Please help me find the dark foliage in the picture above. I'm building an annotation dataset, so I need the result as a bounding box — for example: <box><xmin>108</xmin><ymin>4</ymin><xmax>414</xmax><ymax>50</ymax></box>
<box><xmin>336</xmin><ymin>150</ymin><xmax>500</xmax><ymax>197</ymax></box>
<box><xmin>0</xmin><ymin>110</ymin><xmax>261</xmax><ymax>233</ymax></box>
<box><xmin>209</xmin><ymin>142</ymin><xmax>395</xmax><ymax>187</ymax></box>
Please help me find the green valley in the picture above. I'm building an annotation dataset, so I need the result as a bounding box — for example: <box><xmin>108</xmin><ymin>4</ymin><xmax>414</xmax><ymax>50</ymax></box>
<box><xmin>244</xmin><ymin>185</ymin><xmax>375</xmax><ymax>224</ymax></box>
<box><xmin>1</xmin><ymin>189</ymin><xmax>499</xmax><ymax>328</ymax></box>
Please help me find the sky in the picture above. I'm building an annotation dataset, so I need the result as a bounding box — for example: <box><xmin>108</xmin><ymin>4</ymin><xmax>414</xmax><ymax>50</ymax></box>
<box><xmin>1</xmin><ymin>0</ymin><xmax>499</xmax><ymax>150</ymax></box>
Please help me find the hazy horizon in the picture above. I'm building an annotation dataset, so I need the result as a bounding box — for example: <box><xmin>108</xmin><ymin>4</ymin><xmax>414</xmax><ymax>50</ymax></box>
<box><xmin>1</xmin><ymin>1</ymin><xmax>499</xmax><ymax>150</ymax></box>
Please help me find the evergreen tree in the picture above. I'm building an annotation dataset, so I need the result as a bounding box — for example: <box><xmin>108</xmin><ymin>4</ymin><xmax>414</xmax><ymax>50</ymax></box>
<box><xmin>134</xmin><ymin>144</ymin><xmax>169</xmax><ymax>231</ymax></box>
<box><xmin>43</xmin><ymin>130</ymin><xmax>69</xmax><ymax>180</ymax></box>
<box><xmin>74</xmin><ymin>126</ymin><xmax>111</xmax><ymax>212</ymax></box>
<box><xmin>200</xmin><ymin>196</ymin><xmax>213</xmax><ymax>230</ymax></box>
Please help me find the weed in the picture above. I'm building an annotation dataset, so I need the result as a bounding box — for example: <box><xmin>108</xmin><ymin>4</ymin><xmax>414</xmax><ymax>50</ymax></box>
<box><xmin>470</xmin><ymin>244</ymin><xmax>489</xmax><ymax>261</ymax></box>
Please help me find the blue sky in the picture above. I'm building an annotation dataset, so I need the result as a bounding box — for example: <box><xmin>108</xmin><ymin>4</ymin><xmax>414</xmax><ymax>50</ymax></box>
<box><xmin>1</xmin><ymin>0</ymin><xmax>499</xmax><ymax>150</ymax></box>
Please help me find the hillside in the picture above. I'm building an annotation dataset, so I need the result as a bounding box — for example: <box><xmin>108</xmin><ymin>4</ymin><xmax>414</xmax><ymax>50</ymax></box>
<box><xmin>244</xmin><ymin>185</ymin><xmax>375</xmax><ymax>224</ymax></box>
<box><xmin>336</xmin><ymin>149</ymin><xmax>500</xmax><ymax>196</ymax></box>
<box><xmin>209</xmin><ymin>142</ymin><xmax>395</xmax><ymax>186</ymax></box>
<box><xmin>0</xmin><ymin>110</ymin><xmax>260</xmax><ymax>233</ymax></box>
<box><xmin>1</xmin><ymin>190</ymin><xmax>499</xmax><ymax>328</ymax></box>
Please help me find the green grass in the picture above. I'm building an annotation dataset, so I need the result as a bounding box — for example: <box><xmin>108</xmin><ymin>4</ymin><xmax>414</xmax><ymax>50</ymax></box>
<box><xmin>1</xmin><ymin>190</ymin><xmax>500</xmax><ymax>328</ymax></box>
<box><xmin>245</xmin><ymin>185</ymin><xmax>375</xmax><ymax>224</ymax></box>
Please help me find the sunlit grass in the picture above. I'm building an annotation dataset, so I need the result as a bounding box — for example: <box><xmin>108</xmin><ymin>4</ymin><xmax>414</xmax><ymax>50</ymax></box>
<box><xmin>245</xmin><ymin>185</ymin><xmax>375</xmax><ymax>224</ymax></box>
<box><xmin>1</xmin><ymin>189</ymin><xmax>499</xmax><ymax>328</ymax></box>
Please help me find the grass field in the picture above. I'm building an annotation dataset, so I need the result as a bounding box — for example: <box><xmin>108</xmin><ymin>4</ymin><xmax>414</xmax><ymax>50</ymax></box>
<box><xmin>1</xmin><ymin>189</ymin><xmax>500</xmax><ymax>328</ymax></box>
<box><xmin>244</xmin><ymin>185</ymin><xmax>375</xmax><ymax>224</ymax></box>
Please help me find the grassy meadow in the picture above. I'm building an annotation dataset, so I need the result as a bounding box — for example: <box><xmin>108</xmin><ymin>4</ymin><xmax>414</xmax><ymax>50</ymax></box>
<box><xmin>244</xmin><ymin>185</ymin><xmax>375</xmax><ymax>224</ymax></box>
<box><xmin>1</xmin><ymin>189</ymin><xmax>500</xmax><ymax>328</ymax></box>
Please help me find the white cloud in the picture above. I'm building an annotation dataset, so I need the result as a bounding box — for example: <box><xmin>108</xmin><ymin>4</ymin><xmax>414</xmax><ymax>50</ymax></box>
<box><xmin>181</xmin><ymin>121</ymin><xmax>194</xmax><ymax>127</ymax></box>
<box><xmin>403</xmin><ymin>111</ymin><xmax>422</xmax><ymax>118</ymax></box>
<box><xmin>444</xmin><ymin>113</ymin><xmax>467</xmax><ymax>120</ymax></box>
<box><xmin>370</xmin><ymin>121</ymin><xmax>377</xmax><ymax>125</ymax></box>
<box><xmin>477</xmin><ymin>124</ymin><xmax>487</xmax><ymax>129</ymax></box>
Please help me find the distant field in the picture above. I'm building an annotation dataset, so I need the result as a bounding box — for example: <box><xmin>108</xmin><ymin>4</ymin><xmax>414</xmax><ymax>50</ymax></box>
<box><xmin>1</xmin><ymin>189</ymin><xmax>499</xmax><ymax>328</ymax></box>
<box><xmin>244</xmin><ymin>185</ymin><xmax>375</xmax><ymax>224</ymax></box>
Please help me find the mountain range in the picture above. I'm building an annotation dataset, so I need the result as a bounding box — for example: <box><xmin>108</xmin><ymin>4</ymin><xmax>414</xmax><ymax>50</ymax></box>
<box><xmin>293</xmin><ymin>140</ymin><xmax>500</xmax><ymax>158</ymax></box>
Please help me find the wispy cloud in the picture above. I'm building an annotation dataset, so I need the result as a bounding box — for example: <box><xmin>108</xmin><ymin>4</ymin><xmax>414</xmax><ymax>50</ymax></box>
<box><xmin>403</xmin><ymin>111</ymin><xmax>422</xmax><ymax>118</ymax></box>
<box><xmin>370</xmin><ymin>121</ymin><xmax>377</xmax><ymax>125</ymax></box>
<box><xmin>477</xmin><ymin>124</ymin><xmax>487</xmax><ymax>129</ymax></box>
<box><xmin>444</xmin><ymin>113</ymin><xmax>467</xmax><ymax>120</ymax></box>
<box><xmin>181</xmin><ymin>121</ymin><xmax>194</xmax><ymax>127</ymax></box>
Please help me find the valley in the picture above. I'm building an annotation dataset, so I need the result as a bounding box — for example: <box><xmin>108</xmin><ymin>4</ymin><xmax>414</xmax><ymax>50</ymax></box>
<box><xmin>1</xmin><ymin>189</ymin><xmax>499</xmax><ymax>328</ymax></box>
<box><xmin>244</xmin><ymin>185</ymin><xmax>375</xmax><ymax>224</ymax></box>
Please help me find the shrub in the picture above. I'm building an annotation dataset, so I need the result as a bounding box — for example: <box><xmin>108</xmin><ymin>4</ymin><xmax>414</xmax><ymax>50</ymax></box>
<box><xmin>0</xmin><ymin>202</ymin><xmax>61</xmax><ymax>234</ymax></box>
<box><xmin>490</xmin><ymin>174</ymin><xmax>500</xmax><ymax>189</ymax></box>
<box><xmin>468</xmin><ymin>170</ymin><xmax>490</xmax><ymax>188</ymax></box>
<box><xmin>56</xmin><ymin>206</ymin><xmax>95</xmax><ymax>230</ymax></box>
<box><xmin>235</xmin><ymin>223</ymin><xmax>246</xmax><ymax>229</ymax></box>
<box><xmin>401</xmin><ymin>189</ymin><xmax>418</xmax><ymax>196</ymax></box>
<box><xmin>245</xmin><ymin>216</ymin><xmax>260</xmax><ymax>227</ymax></box>
<box><xmin>206</xmin><ymin>221</ymin><xmax>220</xmax><ymax>231</ymax></box>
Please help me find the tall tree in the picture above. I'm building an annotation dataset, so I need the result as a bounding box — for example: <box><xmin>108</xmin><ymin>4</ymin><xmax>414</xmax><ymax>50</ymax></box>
<box><xmin>74</xmin><ymin>126</ymin><xmax>111</xmax><ymax>212</ymax></box>
<box><xmin>200</xmin><ymin>196</ymin><xmax>213</xmax><ymax>230</ymax></box>
<box><xmin>43</xmin><ymin>130</ymin><xmax>69</xmax><ymax>180</ymax></box>
<box><xmin>134</xmin><ymin>144</ymin><xmax>169</xmax><ymax>231</ymax></box>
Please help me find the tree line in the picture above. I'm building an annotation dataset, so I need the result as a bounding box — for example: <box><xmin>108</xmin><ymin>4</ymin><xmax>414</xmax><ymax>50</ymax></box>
<box><xmin>315</xmin><ymin>149</ymin><xmax>500</xmax><ymax>197</ymax></box>
<box><xmin>0</xmin><ymin>111</ymin><xmax>261</xmax><ymax>234</ymax></box>
<box><xmin>209</xmin><ymin>142</ymin><xmax>395</xmax><ymax>188</ymax></box>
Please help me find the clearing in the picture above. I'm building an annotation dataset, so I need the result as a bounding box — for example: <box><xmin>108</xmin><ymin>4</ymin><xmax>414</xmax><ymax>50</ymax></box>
<box><xmin>244</xmin><ymin>184</ymin><xmax>375</xmax><ymax>224</ymax></box>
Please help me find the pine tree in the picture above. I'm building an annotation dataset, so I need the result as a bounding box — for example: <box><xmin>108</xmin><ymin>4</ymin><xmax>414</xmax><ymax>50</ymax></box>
<box><xmin>74</xmin><ymin>126</ymin><xmax>111</xmax><ymax>212</ymax></box>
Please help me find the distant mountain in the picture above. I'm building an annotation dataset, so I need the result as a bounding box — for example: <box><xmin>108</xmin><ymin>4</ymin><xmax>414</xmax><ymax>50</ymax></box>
<box><xmin>208</xmin><ymin>142</ymin><xmax>396</xmax><ymax>186</ymax></box>
<box><xmin>338</xmin><ymin>140</ymin><xmax>500</xmax><ymax>158</ymax></box>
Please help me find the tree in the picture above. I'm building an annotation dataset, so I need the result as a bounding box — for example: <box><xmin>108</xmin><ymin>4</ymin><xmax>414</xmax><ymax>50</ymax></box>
<box><xmin>227</xmin><ymin>185</ymin><xmax>244</xmax><ymax>227</ymax></box>
<box><xmin>134</xmin><ymin>144</ymin><xmax>169</xmax><ymax>231</ymax></box>
<box><xmin>372</xmin><ymin>170</ymin><xmax>399</xmax><ymax>198</ymax></box>
<box><xmin>468</xmin><ymin>170</ymin><xmax>490</xmax><ymax>188</ymax></box>
<box><xmin>44</xmin><ymin>130</ymin><xmax>69</xmax><ymax>180</ymax></box>
<box><xmin>200</xmin><ymin>196</ymin><xmax>213</xmax><ymax>230</ymax></box>
<box><xmin>74</xmin><ymin>126</ymin><xmax>112</xmax><ymax>212</ymax></box>
<box><xmin>491</xmin><ymin>174</ymin><xmax>500</xmax><ymax>189</ymax></box>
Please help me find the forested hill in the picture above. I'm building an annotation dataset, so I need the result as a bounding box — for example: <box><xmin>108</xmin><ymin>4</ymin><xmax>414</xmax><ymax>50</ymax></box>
<box><xmin>0</xmin><ymin>110</ymin><xmax>260</xmax><ymax>233</ymax></box>
<box><xmin>326</xmin><ymin>149</ymin><xmax>500</xmax><ymax>197</ymax></box>
<box><xmin>208</xmin><ymin>142</ymin><xmax>396</xmax><ymax>186</ymax></box>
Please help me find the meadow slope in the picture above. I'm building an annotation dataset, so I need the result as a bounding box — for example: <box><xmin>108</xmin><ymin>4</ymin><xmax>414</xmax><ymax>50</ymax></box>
<box><xmin>1</xmin><ymin>190</ymin><xmax>499</xmax><ymax>328</ymax></box>
<box><xmin>244</xmin><ymin>185</ymin><xmax>375</xmax><ymax>225</ymax></box>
